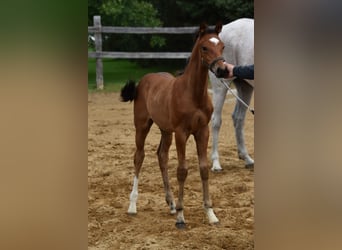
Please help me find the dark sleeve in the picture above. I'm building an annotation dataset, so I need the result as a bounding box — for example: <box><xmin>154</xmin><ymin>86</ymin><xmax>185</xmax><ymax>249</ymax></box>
<box><xmin>233</xmin><ymin>64</ymin><xmax>254</xmax><ymax>80</ymax></box>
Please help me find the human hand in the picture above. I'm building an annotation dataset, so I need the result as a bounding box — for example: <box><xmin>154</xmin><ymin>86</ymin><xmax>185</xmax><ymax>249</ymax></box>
<box><xmin>224</xmin><ymin>62</ymin><xmax>235</xmax><ymax>78</ymax></box>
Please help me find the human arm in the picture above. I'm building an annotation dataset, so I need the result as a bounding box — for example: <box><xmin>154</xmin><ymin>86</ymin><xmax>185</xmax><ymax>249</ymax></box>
<box><xmin>225</xmin><ymin>63</ymin><xmax>254</xmax><ymax>80</ymax></box>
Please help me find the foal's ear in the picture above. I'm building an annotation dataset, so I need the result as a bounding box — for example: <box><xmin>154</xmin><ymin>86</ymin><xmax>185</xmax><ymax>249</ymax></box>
<box><xmin>199</xmin><ymin>22</ymin><xmax>208</xmax><ymax>37</ymax></box>
<box><xmin>215</xmin><ymin>21</ymin><xmax>223</xmax><ymax>34</ymax></box>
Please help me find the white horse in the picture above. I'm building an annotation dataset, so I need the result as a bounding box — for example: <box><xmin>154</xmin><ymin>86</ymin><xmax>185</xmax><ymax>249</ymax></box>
<box><xmin>209</xmin><ymin>18</ymin><xmax>254</xmax><ymax>171</ymax></box>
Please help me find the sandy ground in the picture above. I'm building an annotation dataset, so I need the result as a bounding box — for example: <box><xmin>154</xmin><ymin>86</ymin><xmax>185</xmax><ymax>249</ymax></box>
<box><xmin>88</xmin><ymin>91</ymin><xmax>254</xmax><ymax>249</ymax></box>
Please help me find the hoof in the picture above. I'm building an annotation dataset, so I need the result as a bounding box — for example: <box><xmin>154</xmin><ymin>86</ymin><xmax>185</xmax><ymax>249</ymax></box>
<box><xmin>170</xmin><ymin>209</ymin><xmax>177</xmax><ymax>215</ymax></box>
<box><xmin>210</xmin><ymin>221</ymin><xmax>220</xmax><ymax>226</ymax></box>
<box><xmin>127</xmin><ymin>212</ymin><xmax>137</xmax><ymax>216</ymax></box>
<box><xmin>175</xmin><ymin>221</ymin><xmax>186</xmax><ymax>229</ymax></box>
<box><xmin>211</xmin><ymin>168</ymin><xmax>223</xmax><ymax>173</ymax></box>
<box><xmin>211</xmin><ymin>160</ymin><xmax>222</xmax><ymax>172</ymax></box>
<box><xmin>245</xmin><ymin>163</ymin><xmax>254</xmax><ymax>170</ymax></box>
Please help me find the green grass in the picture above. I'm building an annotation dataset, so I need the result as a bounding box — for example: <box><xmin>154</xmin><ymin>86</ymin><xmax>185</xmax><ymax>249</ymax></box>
<box><xmin>88</xmin><ymin>59</ymin><xmax>184</xmax><ymax>92</ymax></box>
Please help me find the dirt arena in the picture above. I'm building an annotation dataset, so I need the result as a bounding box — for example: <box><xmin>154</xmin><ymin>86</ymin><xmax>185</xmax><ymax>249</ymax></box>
<box><xmin>88</xmin><ymin>91</ymin><xmax>254</xmax><ymax>249</ymax></box>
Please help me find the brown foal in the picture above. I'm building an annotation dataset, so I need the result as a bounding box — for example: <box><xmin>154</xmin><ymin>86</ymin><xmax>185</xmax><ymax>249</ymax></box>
<box><xmin>120</xmin><ymin>22</ymin><xmax>228</xmax><ymax>228</ymax></box>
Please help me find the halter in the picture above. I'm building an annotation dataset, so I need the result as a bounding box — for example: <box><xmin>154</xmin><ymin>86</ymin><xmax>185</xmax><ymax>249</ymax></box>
<box><xmin>202</xmin><ymin>56</ymin><xmax>226</xmax><ymax>74</ymax></box>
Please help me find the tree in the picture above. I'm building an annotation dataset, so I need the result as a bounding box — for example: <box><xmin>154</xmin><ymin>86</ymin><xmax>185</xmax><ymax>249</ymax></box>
<box><xmin>99</xmin><ymin>0</ymin><xmax>161</xmax><ymax>27</ymax></box>
<box><xmin>174</xmin><ymin>0</ymin><xmax>253</xmax><ymax>25</ymax></box>
<box><xmin>88</xmin><ymin>0</ymin><xmax>254</xmax><ymax>66</ymax></box>
<box><xmin>148</xmin><ymin>0</ymin><xmax>254</xmax><ymax>54</ymax></box>
<box><xmin>89</xmin><ymin>0</ymin><xmax>165</xmax><ymax>52</ymax></box>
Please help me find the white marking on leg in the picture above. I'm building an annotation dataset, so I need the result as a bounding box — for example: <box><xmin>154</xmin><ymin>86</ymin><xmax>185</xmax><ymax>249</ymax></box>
<box><xmin>205</xmin><ymin>207</ymin><xmax>219</xmax><ymax>224</ymax></box>
<box><xmin>127</xmin><ymin>176</ymin><xmax>139</xmax><ymax>214</ymax></box>
<box><xmin>176</xmin><ymin>210</ymin><xmax>185</xmax><ymax>224</ymax></box>
<box><xmin>209</xmin><ymin>37</ymin><xmax>219</xmax><ymax>45</ymax></box>
<box><xmin>170</xmin><ymin>202</ymin><xmax>176</xmax><ymax>214</ymax></box>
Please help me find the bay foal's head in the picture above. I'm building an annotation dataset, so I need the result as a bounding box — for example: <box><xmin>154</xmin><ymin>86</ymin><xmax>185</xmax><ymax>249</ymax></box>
<box><xmin>195</xmin><ymin>22</ymin><xmax>228</xmax><ymax>78</ymax></box>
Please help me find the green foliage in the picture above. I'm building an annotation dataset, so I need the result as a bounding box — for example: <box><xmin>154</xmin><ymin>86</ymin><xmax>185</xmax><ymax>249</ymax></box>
<box><xmin>212</xmin><ymin>0</ymin><xmax>254</xmax><ymax>20</ymax></box>
<box><xmin>88</xmin><ymin>0</ymin><xmax>254</xmax><ymax>66</ymax></box>
<box><xmin>88</xmin><ymin>0</ymin><xmax>254</xmax><ymax>29</ymax></box>
<box><xmin>149</xmin><ymin>36</ymin><xmax>166</xmax><ymax>48</ymax></box>
<box><xmin>175</xmin><ymin>0</ymin><xmax>254</xmax><ymax>24</ymax></box>
<box><xmin>94</xmin><ymin>0</ymin><xmax>165</xmax><ymax>53</ymax></box>
<box><xmin>99</xmin><ymin>0</ymin><xmax>161</xmax><ymax>27</ymax></box>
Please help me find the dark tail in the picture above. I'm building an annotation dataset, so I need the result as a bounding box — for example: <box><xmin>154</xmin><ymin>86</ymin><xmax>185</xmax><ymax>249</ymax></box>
<box><xmin>120</xmin><ymin>80</ymin><xmax>137</xmax><ymax>102</ymax></box>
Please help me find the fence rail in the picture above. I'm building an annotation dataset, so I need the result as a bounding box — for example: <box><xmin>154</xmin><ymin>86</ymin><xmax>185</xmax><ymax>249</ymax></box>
<box><xmin>88</xmin><ymin>52</ymin><xmax>191</xmax><ymax>59</ymax></box>
<box><xmin>88</xmin><ymin>16</ymin><xmax>197</xmax><ymax>89</ymax></box>
<box><xmin>88</xmin><ymin>26</ymin><xmax>199</xmax><ymax>34</ymax></box>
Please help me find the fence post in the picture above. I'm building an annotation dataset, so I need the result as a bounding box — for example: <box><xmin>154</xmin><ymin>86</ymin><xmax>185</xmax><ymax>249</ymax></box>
<box><xmin>94</xmin><ymin>16</ymin><xmax>104</xmax><ymax>90</ymax></box>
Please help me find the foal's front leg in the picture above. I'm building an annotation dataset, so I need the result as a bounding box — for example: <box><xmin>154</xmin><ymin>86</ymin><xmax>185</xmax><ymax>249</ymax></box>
<box><xmin>194</xmin><ymin>126</ymin><xmax>219</xmax><ymax>224</ymax></box>
<box><xmin>174</xmin><ymin>131</ymin><xmax>190</xmax><ymax>229</ymax></box>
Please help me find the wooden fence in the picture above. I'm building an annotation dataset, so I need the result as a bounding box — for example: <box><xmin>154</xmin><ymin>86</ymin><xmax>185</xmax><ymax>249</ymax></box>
<box><xmin>88</xmin><ymin>16</ymin><xmax>199</xmax><ymax>89</ymax></box>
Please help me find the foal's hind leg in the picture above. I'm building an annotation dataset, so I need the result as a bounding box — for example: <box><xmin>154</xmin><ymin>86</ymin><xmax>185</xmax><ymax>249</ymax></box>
<box><xmin>233</xmin><ymin>79</ymin><xmax>254</xmax><ymax>168</ymax></box>
<box><xmin>127</xmin><ymin>118</ymin><xmax>153</xmax><ymax>214</ymax></box>
<box><xmin>157</xmin><ymin>130</ymin><xmax>176</xmax><ymax>214</ymax></box>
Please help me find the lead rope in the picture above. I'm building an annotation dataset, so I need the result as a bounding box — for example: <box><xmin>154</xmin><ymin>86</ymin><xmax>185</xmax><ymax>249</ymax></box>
<box><xmin>218</xmin><ymin>78</ymin><xmax>255</xmax><ymax>115</ymax></box>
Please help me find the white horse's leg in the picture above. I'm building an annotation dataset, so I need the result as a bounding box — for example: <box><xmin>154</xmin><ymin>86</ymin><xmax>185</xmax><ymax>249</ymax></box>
<box><xmin>232</xmin><ymin>79</ymin><xmax>254</xmax><ymax>168</ymax></box>
<box><xmin>210</xmin><ymin>75</ymin><xmax>228</xmax><ymax>172</ymax></box>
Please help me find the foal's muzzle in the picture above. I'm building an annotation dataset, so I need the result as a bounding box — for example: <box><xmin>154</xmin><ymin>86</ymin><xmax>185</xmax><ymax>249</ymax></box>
<box><xmin>208</xmin><ymin>56</ymin><xmax>228</xmax><ymax>78</ymax></box>
<box><xmin>216</xmin><ymin>66</ymin><xmax>229</xmax><ymax>78</ymax></box>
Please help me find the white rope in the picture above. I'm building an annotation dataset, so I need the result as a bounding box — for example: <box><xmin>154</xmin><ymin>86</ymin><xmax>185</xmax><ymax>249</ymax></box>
<box><xmin>219</xmin><ymin>79</ymin><xmax>254</xmax><ymax>115</ymax></box>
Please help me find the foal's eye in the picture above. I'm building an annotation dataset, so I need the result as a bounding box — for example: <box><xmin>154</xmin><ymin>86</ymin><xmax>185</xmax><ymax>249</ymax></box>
<box><xmin>201</xmin><ymin>46</ymin><xmax>208</xmax><ymax>52</ymax></box>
